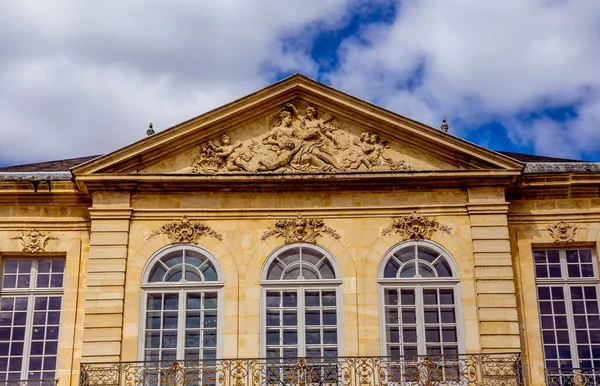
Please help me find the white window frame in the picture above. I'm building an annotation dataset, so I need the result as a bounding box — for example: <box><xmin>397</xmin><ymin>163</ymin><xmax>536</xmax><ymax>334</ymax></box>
<box><xmin>138</xmin><ymin>244</ymin><xmax>224</xmax><ymax>361</ymax></box>
<box><xmin>260</xmin><ymin>243</ymin><xmax>344</xmax><ymax>358</ymax></box>
<box><xmin>377</xmin><ymin>240</ymin><xmax>465</xmax><ymax>357</ymax></box>
<box><xmin>534</xmin><ymin>247</ymin><xmax>600</xmax><ymax>370</ymax></box>
<box><xmin>0</xmin><ymin>258</ymin><xmax>64</xmax><ymax>382</ymax></box>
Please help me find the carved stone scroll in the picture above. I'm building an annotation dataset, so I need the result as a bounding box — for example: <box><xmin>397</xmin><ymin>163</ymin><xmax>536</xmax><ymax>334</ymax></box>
<box><xmin>546</xmin><ymin>221</ymin><xmax>578</xmax><ymax>243</ymax></box>
<box><xmin>190</xmin><ymin>102</ymin><xmax>414</xmax><ymax>174</ymax></box>
<box><xmin>13</xmin><ymin>230</ymin><xmax>53</xmax><ymax>253</ymax></box>
<box><xmin>261</xmin><ymin>214</ymin><xmax>341</xmax><ymax>244</ymax></box>
<box><xmin>382</xmin><ymin>211</ymin><xmax>452</xmax><ymax>240</ymax></box>
<box><xmin>148</xmin><ymin>216</ymin><xmax>223</xmax><ymax>243</ymax></box>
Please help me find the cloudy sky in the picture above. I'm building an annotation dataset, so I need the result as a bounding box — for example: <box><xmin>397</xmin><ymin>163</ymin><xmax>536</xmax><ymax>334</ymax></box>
<box><xmin>1</xmin><ymin>0</ymin><xmax>599</xmax><ymax>167</ymax></box>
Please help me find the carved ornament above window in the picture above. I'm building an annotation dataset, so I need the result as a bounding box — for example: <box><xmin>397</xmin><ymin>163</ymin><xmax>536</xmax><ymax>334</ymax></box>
<box><xmin>13</xmin><ymin>230</ymin><xmax>54</xmax><ymax>253</ymax></box>
<box><xmin>261</xmin><ymin>214</ymin><xmax>341</xmax><ymax>244</ymax></box>
<box><xmin>148</xmin><ymin>216</ymin><xmax>223</xmax><ymax>243</ymax></box>
<box><xmin>546</xmin><ymin>221</ymin><xmax>578</xmax><ymax>243</ymax></box>
<box><xmin>382</xmin><ymin>212</ymin><xmax>452</xmax><ymax>241</ymax></box>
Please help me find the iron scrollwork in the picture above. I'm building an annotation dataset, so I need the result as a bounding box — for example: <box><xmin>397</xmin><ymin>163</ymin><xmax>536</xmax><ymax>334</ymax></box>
<box><xmin>80</xmin><ymin>353</ymin><xmax>524</xmax><ymax>385</ymax></box>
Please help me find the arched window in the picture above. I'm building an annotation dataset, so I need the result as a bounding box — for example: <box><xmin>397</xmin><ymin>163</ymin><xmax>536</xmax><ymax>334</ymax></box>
<box><xmin>261</xmin><ymin>243</ymin><xmax>342</xmax><ymax>361</ymax></box>
<box><xmin>140</xmin><ymin>245</ymin><xmax>223</xmax><ymax>363</ymax></box>
<box><xmin>379</xmin><ymin>241</ymin><xmax>463</xmax><ymax>359</ymax></box>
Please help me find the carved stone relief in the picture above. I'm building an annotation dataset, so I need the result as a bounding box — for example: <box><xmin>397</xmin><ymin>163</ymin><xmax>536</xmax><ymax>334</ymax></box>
<box><xmin>546</xmin><ymin>221</ymin><xmax>578</xmax><ymax>243</ymax></box>
<box><xmin>190</xmin><ymin>102</ymin><xmax>414</xmax><ymax>174</ymax></box>
<box><xmin>382</xmin><ymin>212</ymin><xmax>452</xmax><ymax>241</ymax></box>
<box><xmin>13</xmin><ymin>230</ymin><xmax>54</xmax><ymax>253</ymax></box>
<box><xmin>261</xmin><ymin>214</ymin><xmax>341</xmax><ymax>244</ymax></box>
<box><xmin>148</xmin><ymin>216</ymin><xmax>223</xmax><ymax>243</ymax></box>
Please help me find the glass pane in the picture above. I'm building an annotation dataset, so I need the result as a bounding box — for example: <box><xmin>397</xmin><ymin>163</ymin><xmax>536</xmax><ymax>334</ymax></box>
<box><xmin>423</xmin><ymin>289</ymin><xmax>438</xmax><ymax>305</ymax></box>
<box><xmin>400</xmin><ymin>261</ymin><xmax>416</xmax><ymax>278</ymax></box>
<box><xmin>200</xmin><ymin>263</ymin><xmax>218</xmax><ymax>281</ymax></box>
<box><xmin>278</xmin><ymin>247</ymin><xmax>301</xmax><ymax>266</ymax></box>
<box><xmin>187</xmin><ymin>294</ymin><xmax>201</xmax><ymax>309</ymax></box>
<box><xmin>322</xmin><ymin>291</ymin><xmax>336</xmax><ymax>307</ymax></box>
<box><xmin>401</xmin><ymin>290</ymin><xmax>415</xmax><ymax>305</ymax></box>
<box><xmin>204</xmin><ymin>293</ymin><xmax>218</xmax><ymax>309</ymax></box>
<box><xmin>282</xmin><ymin>292</ymin><xmax>297</xmax><ymax>307</ymax></box>
<box><xmin>282</xmin><ymin>311</ymin><xmax>297</xmax><ymax>326</ymax></box>
<box><xmin>434</xmin><ymin>260</ymin><xmax>452</xmax><ymax>277</ymax></box>
<box><xmin>266</xmin><ymin>292</ymin><xmax>280</xmax><ymax>307</ymax></box>
<box><xmin>318</xmin><ymin>260</ymin><xmax>336</xmax><ymax>279</ymax></box>
<box><xmin>384</xmin><ymin>258</ymin><xmax>401</xmax><ymax>278</ymax></box>
<box><xmin>419</xmin><ymin>262</ymin><xmax>435</xmax><ymax>278</ymax></box>
<box><xmin>267</xmin><ymin>261</ymin><xmax>284</xmax><ymax>280</ymax></box>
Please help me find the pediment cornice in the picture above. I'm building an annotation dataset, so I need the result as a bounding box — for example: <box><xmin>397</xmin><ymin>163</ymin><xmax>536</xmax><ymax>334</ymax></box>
<box><xmin>72</xmin><ymin>74</ymin><xmax>523</xmax><ymax>193</ymax></box>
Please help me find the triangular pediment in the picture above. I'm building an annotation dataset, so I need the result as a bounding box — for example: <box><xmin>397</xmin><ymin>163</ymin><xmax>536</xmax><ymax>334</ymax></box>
<box><xmin>72</xmin><ymin>74</ymin><xmax>522</xmax><ymax>180</ymax></box>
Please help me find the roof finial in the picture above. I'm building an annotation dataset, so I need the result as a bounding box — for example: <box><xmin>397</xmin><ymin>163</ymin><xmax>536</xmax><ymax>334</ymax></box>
<box><xmin>146</xmin><ymin>122</ymin><xmax>155</xmax><ymax>137</ymax></box>
<box><xmin>440</xmin><ymin>117</ymin><xmax>449</xmax><ymax>133</ymax></box>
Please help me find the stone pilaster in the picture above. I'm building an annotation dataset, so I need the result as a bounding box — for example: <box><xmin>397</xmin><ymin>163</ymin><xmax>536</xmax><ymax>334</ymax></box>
<box><xmin>81</xmin><ymin>192</ymin><xmax>132</xmax><ymax>362</ymax></box>
<box><xmin>467</xmin><ymin>188</ymin><xmax>521</xmax><ymax>352</ymax></box>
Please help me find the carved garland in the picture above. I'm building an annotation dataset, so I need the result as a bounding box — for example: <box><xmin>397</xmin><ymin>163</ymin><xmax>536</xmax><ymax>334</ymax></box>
<box><xmin>13</xmin><ymin>230</ymin><xmax>54</xmax><ymax>253</ymax></box>
<box><xmin>382</xmin><ymin>211</ymin><xmax>452</xmax><ymax>241</ymax></box>
<box><xmin>148</xmin><ymin>216</ymin><xmax>223</xmax><ymax>243</ymax></box>
<box><xmin>261</xmin><ymin>214</ymin><xmax>341</xmax><ymax>244</ymax></box>
<box><xmin>546</xmin><ymin>221</ymin><xmax>578</xmax><ymax>243</ymax></box>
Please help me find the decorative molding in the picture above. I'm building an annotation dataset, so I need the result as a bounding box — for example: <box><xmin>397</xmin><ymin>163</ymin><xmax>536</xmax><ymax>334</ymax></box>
<box><xmin>190</xmin><ymin>102</ymin><xmax>414</xmax><ymax>174</ymax></box>
<box><xmin>13</xmin><ymin>230</ymin><xmax>54</xmax><ymax>253</ymax></box>
<box><xmin>382</xmin><ymin>211</ymin><xmax>452</xmax><ymax>240</ymax></box>
<box><xmin>546</xmin><ymin>221</ymin><xmax>578</xmax><ymax>243</ymax></box>
<box><xmin>148</xmin><ymin>216</ymin><xmax>223</xmax><ymax>243</ymax></box>
<box><xmin>261</xmin><ymin>214</ymin><xmax>341</xmax><ymax>244</ymax></box>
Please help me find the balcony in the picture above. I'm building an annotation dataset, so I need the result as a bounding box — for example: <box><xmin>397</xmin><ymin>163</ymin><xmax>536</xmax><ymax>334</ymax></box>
<box><xmin>545</xmin><ymin>368</ymin><xmax>600</xmax><ymax>385</ymax></box>
<box><xmin>80</xmin><ymin>353</ymin><xmax>523</xmax><ymax>385</ymax></box>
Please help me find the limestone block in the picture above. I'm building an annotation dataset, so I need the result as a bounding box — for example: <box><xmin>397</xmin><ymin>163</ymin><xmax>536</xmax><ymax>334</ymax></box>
<box><xmin>479</xmin><ymin>321</ymin><xmax>520</xmax><ymax>335</ymax></box>
<box><xmin>91</xmin><ymin>220</ymin><xmax>131</xmax><ymax>233</ymax></box>
<box><xmin>472</xmin><ymin>240</ymin><xmax>511</xmax><ymax>254</ymax></box>
<box><xmin>88</xmin><ymin>245</ymin><xmax>128</xmax><ymax>259</ymax></box>
<box><xmin>471</xmin><ymin>226</ymin><xmax>509</xmax><ymax>240</ymax></box>
<box><xmin>479</xmin><ymin>308</ymin><xmax>518</xmax><ymax>321</ymax></box>
<box><xmin>475</xmin><ymin>266</ymin><xmax>515</xmax><ymax>279</ymax></box>
<box><xmin>480</xmin><ymin>334</ymin><xmax>521</xmax><ymax>349</ymax></box>
<box><xmin>86</xmin><ymin>272</ymin><xmax>125</xmax><ymax>287</ymax></box>
<box><xmin>83</xmin><ymin>327</ymin><xmax>122</xmax><ymax>342</ymax></box>
<box><xmin>476</xmin><ymin>279</ymin><xmax>516</xmax><ymax>294</ymax></box>
<box><xmin>469</xmin><ymin>214</ymin><xmax>508</xmax><ymax>227</ymax></box>
<box><xmin>82</xmin><ymin>341</ymin><xmax>121</xmax><ymax>357</ymax></box>
<box><xmin>89</xmin><ymin>232</ymin><xmax>129</xmax><ymax>246</ymax></box>
<box><xmin>83</xmin><ymin>313</ymin><xmax>124</xmax><ymax>328</ymax></box>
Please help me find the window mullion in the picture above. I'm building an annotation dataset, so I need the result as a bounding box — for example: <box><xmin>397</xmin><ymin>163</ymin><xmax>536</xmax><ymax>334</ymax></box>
<box><xmin>298</xmin><ymin>287</ymin><xmax>305</xmax><ymax>357</ymax></box>
<box><xmin>21</xmin><ymin>294</ymin><xmax>35</xmax><ymax>380</ymax></box>
<box><xmin>415</xmin><ymin>285</ymin><xmax>426</xmax><ymax>356</ymax></box>
<box><xmin>562</xmin><ymin>284</ymin><xmax>579</xmax><ymax>368</ymax></box>
<box><xmin>177</xmin><ymin>289</ymin><xmax>185</xmax><ymax>360</ymax></box>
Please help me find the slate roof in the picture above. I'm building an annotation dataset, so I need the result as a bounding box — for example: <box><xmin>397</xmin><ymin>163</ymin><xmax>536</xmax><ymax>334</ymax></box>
<box><xmin>0</xmin><ymin>155</ymin><xmax>101</xmax><ymax>172</ymax></box>
<box><xmin>496</xmin><ymin>151</ymin><xmax>586</xmax><ymax>163</ymax></box>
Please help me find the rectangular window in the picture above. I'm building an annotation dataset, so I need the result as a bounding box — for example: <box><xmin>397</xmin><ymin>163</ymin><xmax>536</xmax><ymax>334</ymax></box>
<box><xmin>0</xmin><ymin>259</ymin><xmax>64</xmax><ymax>382</ymax></box>
<box><xmin>534</xmin><ymin>249</ymin><xmax>600</xmax><ymax>372</ymax></box>
<box><xmin>143</xmin><ymin>290</ymin><xmax>219</xmax><ymax>362</ymax></box>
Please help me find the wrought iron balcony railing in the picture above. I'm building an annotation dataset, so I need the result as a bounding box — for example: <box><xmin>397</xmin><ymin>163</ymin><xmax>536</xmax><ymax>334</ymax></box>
<box><xmin>80</xmin><ymin>353</ymin><xmax>523</xmax><ymax>386</ymax></box>
<box><xmin>545</xmin><ymin>367</ymin><xmax>600</xmax><ymax>385</ymax></box>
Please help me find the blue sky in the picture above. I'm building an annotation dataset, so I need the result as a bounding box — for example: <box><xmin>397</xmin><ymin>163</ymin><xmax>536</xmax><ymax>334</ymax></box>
<box><xmin>0</xmin><ymin>0</ymin><xmax>599</xmax><ymax>167</ymax></box>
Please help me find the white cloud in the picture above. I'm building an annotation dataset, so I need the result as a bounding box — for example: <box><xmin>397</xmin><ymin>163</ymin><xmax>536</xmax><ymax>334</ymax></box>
<box><xmin>0</xmin><ymin>0</ymin><xmax>351</xmax><ymax>164</ymax></box>
<box><xmin>326</xmin><ymin>0</ymin><xmax>600</xmax><ymax>159</ymax></box>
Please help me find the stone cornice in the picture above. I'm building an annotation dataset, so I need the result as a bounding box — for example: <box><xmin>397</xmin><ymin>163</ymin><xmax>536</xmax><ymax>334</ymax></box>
<box><xmin>74</xmin><ymin>170</ymin><xmax>520</xmax><ymax>194</ymax></box>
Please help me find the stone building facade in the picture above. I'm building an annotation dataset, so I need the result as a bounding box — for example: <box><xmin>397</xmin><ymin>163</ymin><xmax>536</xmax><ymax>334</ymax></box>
<box><xmin>1</xmin><ymin>75</ymin><xmax>599</xmax><ymax>385</ymax></box>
